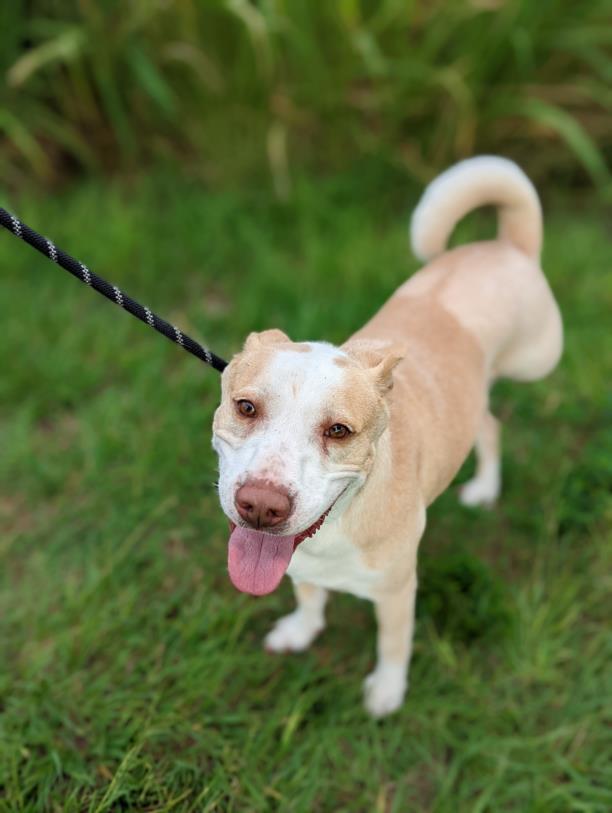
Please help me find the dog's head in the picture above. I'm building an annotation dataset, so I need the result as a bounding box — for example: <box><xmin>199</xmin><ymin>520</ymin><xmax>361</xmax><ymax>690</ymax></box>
<box><xmin>212</xmin><ymin>329</ymin><xmax>403</xmax><ymax>595</ymax></box>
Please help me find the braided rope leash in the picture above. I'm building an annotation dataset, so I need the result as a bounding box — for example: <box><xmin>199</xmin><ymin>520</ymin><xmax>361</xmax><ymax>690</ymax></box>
<box><xmin>0</xmin><ymin>206</ymin><xmax>228</xmax><ymax>373</ymax></box>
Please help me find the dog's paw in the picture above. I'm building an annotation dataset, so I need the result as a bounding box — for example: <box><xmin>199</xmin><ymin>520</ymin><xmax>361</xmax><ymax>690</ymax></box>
<box><xmin>363</xmin><ymin>664</ymin><xmax>407</xmax><ymax>718</ymax></box>
<box><xmin>264</xmin><ymin>611</ymin><xmax>323</xmax><ymax>653</ymax></box>
<box><xmin>459</xmin><ymin>474</ymin><xmax>500</xmax><ymax>508</ymax></box>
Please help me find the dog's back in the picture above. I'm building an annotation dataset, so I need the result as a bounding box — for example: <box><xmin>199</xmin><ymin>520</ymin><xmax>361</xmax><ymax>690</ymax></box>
<box><xmin>407</xmin><ymin>155</ymin><xmax>563</xmax><ymax>383</ymax></box>
<box><xmin>353</xmin><ymin>156</ymin><xmax>563</xmax><ymax>504</ymax></box>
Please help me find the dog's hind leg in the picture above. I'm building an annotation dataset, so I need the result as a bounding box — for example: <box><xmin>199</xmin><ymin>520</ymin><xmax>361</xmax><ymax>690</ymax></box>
<box><xmin>364</xmin><ymin>571</ymin><xmax>417</xmax><ymax>717</ymax></box>
<box><xmin>264</xmin><ymin>582</ymin><xmax>328</xmax><ymax>652</ymax></box>
<box><xmin>459</xmin><ymin>411</ymin><xmax>501</xmax><ymax>508</ymax></box>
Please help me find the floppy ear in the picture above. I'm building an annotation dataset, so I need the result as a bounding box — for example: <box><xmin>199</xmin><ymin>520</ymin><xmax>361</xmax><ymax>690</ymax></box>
<box><xmin>342</xmin><ymin>338</ymin><xmax>405</xmax><ymax>394</ymax></box>
<box><xmin>244</xmin><ymin>329</ymin><xmax>291</xmax><ymax>352</ymax></box>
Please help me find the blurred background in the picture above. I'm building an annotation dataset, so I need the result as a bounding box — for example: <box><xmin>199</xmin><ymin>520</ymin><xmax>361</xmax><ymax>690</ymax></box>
<box><xmin>0</xmin><ymin>2</ymin><xmax>610</xmax><ymax>811</ymax></box>
<box><xmin>1</xmin><ymin>0</ymin><xmax>611</xmax><ymax>194</ymax></box>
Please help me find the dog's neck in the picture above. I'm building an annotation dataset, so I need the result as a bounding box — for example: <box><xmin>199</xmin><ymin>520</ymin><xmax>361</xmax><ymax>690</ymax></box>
<box><xmin>340</xmin><ymin>425</ymin><xmax>393</xmax><ymax>533</ymax></box>
<box><xmin>337</xmin><ymin>420</ymin><xmax>425</xmax><ymax>571</ymax></box>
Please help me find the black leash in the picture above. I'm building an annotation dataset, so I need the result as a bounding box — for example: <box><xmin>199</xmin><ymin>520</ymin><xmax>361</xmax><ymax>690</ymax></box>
<box><xmin>0</xmin><ymin>206</ymin><xmax>228</xmax><ymax>372</ymax></box>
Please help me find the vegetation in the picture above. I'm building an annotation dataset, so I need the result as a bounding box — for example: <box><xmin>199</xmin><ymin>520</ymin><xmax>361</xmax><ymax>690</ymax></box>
<box><xmin>1</xmin><ymin>0</ymin><xmax>612</xmax><ymax>193</ymax></box>
<box><xmin>0</xmin><ymin>172</ymin><xmax>610</xmax><ymax>811</ymax></box>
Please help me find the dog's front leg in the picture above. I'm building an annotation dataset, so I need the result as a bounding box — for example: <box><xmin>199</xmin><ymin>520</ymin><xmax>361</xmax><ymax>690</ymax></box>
<box><xmin>264</xmin><ymin>581</ymin><xmax>328</xmax><ymax>652</ymax></box>
<box><xmin>364</xmin><ymin>571</ymin><xmax>417</xmax><ymax>718</ymax></box>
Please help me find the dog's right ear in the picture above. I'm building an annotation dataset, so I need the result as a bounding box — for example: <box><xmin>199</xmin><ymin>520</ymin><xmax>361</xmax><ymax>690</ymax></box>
<box><xmin>244</xmin><ymin>329</ymin><xmax>291</xmax><ymax>351</ymax></box>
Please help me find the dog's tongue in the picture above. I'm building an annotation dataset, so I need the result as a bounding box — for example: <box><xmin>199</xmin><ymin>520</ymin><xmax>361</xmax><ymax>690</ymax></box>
<box><xmin>228</xmin><ymin>526</ymin><xmax>296</xmax><ymax>596</ymax></box>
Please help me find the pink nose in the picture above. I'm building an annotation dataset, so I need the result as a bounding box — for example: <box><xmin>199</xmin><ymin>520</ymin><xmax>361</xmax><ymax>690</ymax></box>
<box><xmin>235</xmin><ymin>482</ymin><xmax>292</xmax><ymax>529</ymax></box>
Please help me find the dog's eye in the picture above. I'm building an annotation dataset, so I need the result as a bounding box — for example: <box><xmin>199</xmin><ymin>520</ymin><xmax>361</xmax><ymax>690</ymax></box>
<box><xmin>236</xmin><ymin>399</ymin><xmax>257</xmax><ymax>418</ymax></box>
<box><xmin>325</xmin><ymin>423</ymin><xmax>351</xmax><ymax>439</ymax></box>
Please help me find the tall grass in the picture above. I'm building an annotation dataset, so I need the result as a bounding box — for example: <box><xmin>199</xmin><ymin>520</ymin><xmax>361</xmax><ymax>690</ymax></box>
<box><xmin>1</xmin><ymin>0</ymin><xmax>611</xmax><ymax>193</ymax></box>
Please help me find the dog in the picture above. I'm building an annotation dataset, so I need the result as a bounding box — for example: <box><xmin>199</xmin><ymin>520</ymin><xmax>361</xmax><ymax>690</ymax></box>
<box><xmin>212</xmin><ymin>156</ymin><xmax>563</xmax><ymax>717</ymax></box>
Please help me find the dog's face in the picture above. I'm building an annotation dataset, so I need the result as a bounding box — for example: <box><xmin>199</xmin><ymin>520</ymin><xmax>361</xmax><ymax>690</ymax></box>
<box><xmin>212</xmin><ymin>329</ymin><xmax>402</xmax><ymax>595</ymax></box>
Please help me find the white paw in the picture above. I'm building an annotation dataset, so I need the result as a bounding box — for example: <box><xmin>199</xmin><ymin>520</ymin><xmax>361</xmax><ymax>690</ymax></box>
<box><xmin>264</xmin><ymin>611</ymin><xmax>323</xmax><ymax>653</ymax></box>
<box><xmin>363</xmin><ymin>664</ymin><xmax>407</xmax><ymax>718</ymax></box>
<box><xmin>459</xmin><ymin>474</ymin><xmax>500</xmax><ymax>508</ymax></box>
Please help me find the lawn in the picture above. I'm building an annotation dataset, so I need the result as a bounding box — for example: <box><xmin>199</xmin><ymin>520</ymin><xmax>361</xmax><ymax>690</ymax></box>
<box><xmin>0</xmin><ymin>171</ymin><xmax>610</xmax><ymax>812</ymax></box>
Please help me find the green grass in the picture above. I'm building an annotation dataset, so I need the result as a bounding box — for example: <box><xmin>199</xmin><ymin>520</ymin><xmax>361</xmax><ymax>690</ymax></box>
<box><xmin>1</xmin><ymin>0</ymin><xmax>612</xmax><ymax>193</ymax></box>
<box><xmin>0</xmin><ymin>171</ymin><xmax>610</xmax><ymax>812</ymax></box>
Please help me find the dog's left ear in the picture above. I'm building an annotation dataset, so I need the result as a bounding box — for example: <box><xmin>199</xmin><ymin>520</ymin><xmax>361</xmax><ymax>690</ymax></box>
<box><xmin>371</xmin><ymin>349</ymin><xmax>404</xmax><ymax>393</ymax></box>
<box><xmin>342</xmin><ymin>339</ymin><xmax>405</xmax><ymax>394</ymax></box>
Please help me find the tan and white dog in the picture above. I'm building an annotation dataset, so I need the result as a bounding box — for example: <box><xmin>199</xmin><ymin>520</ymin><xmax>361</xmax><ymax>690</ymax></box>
<box><xmin>212</xmin><ymin>156</ymin><xmax>563</xmax><ymax>717</ymax></box>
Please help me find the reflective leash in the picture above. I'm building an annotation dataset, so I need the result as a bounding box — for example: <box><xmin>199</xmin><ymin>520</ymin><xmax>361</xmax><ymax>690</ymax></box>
<box><xmin>0</xmin><ymin>206</ymin><xmax>228</xmax><ymax>373</ymax></box>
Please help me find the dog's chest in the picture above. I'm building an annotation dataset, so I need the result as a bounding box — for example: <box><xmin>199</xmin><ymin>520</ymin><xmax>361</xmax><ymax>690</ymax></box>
<box><xmin>286</xmin><ymin>525</ymin><xmax>382</xmax><ymax>600</ymax></box>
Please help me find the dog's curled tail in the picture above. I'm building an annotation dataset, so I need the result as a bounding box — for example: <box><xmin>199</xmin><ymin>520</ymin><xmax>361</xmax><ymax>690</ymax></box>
<box><xmin>410</xmin><ymin>156</ymin><xmax>542</xmax><ymax>263</ymax></box>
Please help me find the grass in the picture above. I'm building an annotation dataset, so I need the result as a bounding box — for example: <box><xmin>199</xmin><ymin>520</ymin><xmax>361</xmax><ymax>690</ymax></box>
<box><xmin>0</xmin><ymin>169</ymin><xmax>610</xmax><ymax>811</ymax></box>
<box><xmin>1</xmin><ymin>0</ymin><xmax>612</xmax><ymax>193</ymax></box>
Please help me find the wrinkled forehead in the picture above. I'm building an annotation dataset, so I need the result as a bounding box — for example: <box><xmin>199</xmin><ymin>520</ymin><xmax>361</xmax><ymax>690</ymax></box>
<box><xmin>266</xmin><ymin>342</ymin><xmax>350</xmax><ymax>397</ymax></box>
<box><xmin>230</xmin><ymin>342</ymin><xmax>347</xmax><ymax>397</ymax></box>
<box><xmin>225</xmin><ymin>341</ymin><xmax>376</xmax><ymax>423</ymax></box>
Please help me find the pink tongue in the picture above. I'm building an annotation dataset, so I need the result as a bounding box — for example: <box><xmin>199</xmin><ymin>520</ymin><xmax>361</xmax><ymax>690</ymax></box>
<box><xmin>228</xmin><ymin>526</ymin><xmax>296</xmax><ymax>596</ymax></box>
